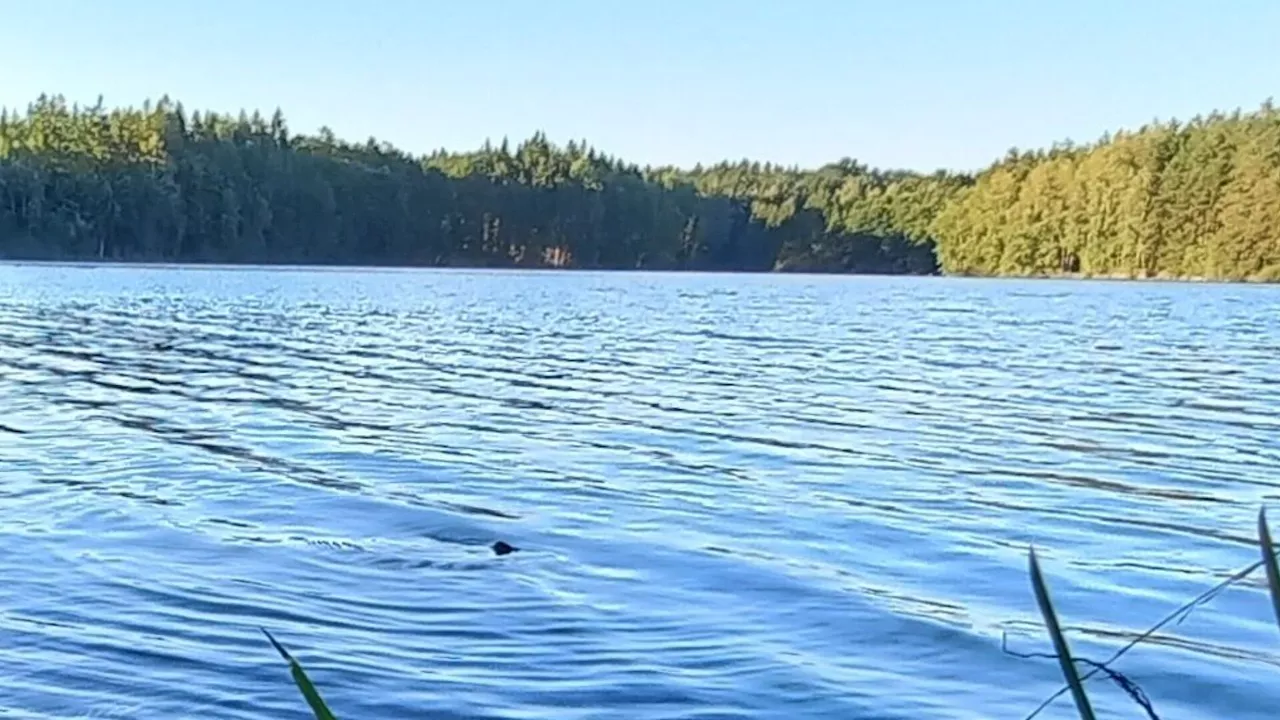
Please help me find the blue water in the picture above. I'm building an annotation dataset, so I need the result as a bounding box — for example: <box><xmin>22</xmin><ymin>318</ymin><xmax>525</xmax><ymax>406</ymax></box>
<box><xmin>1</xmin><ymin>265</ymin><xmax>1279</xmax><ymax>720</ymax></box>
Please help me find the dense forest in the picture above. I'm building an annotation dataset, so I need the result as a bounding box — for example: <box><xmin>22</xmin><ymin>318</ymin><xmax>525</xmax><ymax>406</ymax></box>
<box><xmin>935</xmin><ymin>103</ymin><xmax>1280</xmax><ymax>281</ymax></box>
<box><xmin>1</xmin><ymin>94</ymin><xmax>1278</xmax><ymax>279</ymax></box>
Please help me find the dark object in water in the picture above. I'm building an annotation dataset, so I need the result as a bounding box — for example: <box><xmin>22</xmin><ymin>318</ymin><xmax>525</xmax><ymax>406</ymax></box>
<box><xmin>492</xmin><ymin>541</ymin><xmax>519</xmax><ymax>556</ymax></box>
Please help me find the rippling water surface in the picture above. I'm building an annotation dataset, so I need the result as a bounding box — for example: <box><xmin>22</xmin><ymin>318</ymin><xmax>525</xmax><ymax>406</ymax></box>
<box><xmin>2</xmin><ymin>264</ymin><xmax>1280</xmax><ymax>719</ymax></box>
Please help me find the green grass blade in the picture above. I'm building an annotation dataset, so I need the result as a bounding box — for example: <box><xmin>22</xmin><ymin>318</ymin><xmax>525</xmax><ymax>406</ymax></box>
<box><xmin>1029</xmin><ymin>547</ymin><xmax>1097</xmax><ymax>720</ymax></box>
<box><xmin>1258</xmin><ymin>508</ymin><xmax>1280</xmax><ymax>634</ymax></box>
<box><xmin>262</xmin><ymin>628</ymin><xmax>339</xmax><ymax>720</ymax></box>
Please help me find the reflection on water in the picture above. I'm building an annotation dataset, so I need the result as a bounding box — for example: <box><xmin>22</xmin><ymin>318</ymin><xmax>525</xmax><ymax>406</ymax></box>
<box><xmin>1</xmin><ymin>265</ymin><xmax>1280</xmax><ymax>719</ymax></box>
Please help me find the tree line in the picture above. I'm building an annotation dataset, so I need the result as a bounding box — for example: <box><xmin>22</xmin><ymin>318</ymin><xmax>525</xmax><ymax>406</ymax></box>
<box><xmin>935</xmin><ymin>102</ymin><xmax>1280</xmax><ymax>281</ymax></box>
<box><xmin>1</xmin><ymin>94</ymin><xmax>1277</xmax><ymax>280</ymax></box>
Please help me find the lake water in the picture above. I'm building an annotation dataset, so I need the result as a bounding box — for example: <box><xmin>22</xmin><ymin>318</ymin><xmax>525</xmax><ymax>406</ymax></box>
<box><xmin>1</xmin><ymin>265</ymin><xmax>1279</xmax><ymax>720</ymax></box>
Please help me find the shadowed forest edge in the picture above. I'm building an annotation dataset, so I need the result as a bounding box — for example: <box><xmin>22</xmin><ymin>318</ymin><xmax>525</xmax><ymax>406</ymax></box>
<box><xmin>2</xmin><ymin>94</ymin><xmax>1278</xmax><ymax>280</ymax></box>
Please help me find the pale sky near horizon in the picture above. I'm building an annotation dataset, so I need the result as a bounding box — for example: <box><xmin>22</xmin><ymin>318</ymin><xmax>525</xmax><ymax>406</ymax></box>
<box><xmin>0</xmin><ymin>0</ymin><xmax>1275</xmax><ymax>172</ymax></box>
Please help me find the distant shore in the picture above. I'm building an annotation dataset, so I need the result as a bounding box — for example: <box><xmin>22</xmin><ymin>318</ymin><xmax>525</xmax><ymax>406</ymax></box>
<box><xmin>2</xmin><ymin>94</ymin><xmax>1278</xmax><ymax>282</ymax></box>
<box><xmin>6</xmin><ymin>257</ymin><xmax>1280</xmax><ymax>285</ymax></box>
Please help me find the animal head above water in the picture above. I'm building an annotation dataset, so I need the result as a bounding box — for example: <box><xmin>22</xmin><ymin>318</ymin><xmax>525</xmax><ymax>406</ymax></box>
<box><xmin>492</xmin><ymin>541</ymin><xmax>519</xmax><ymax>556</ymax></box>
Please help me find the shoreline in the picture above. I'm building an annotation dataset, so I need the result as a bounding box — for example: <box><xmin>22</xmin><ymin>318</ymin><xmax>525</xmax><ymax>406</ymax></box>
<box><xmin>2</xmin><ymin>96</ymin><xmax>1279</xmax><ymax>286</ymax></box>
<box><xmin>2</xmin><ymin>258</ymin><xmax>1277</xmax><ymax>285</ymax></box>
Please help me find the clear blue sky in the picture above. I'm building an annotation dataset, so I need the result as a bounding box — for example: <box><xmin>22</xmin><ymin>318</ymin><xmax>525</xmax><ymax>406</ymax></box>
<box><xmin>1</xmin><ymin>0</ymin><xmax>1275</xmax><ymax>172</ymax></box>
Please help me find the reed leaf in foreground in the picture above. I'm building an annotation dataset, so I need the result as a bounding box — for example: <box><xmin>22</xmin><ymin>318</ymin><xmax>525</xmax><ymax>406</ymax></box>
<box><xmin>1029</xmin><ymin>547</ymin><xmax>1097</xmax><ymax>720</ymax></box>
<box><xmin>1258</xmin><ymin>508</ymin><xmax>1280</xmax><ymax>635</ymax></box>
<box><xmin>262</xmin><ymin>628</ymin><xmax>339</xmax><ymax>720</ymax></box>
